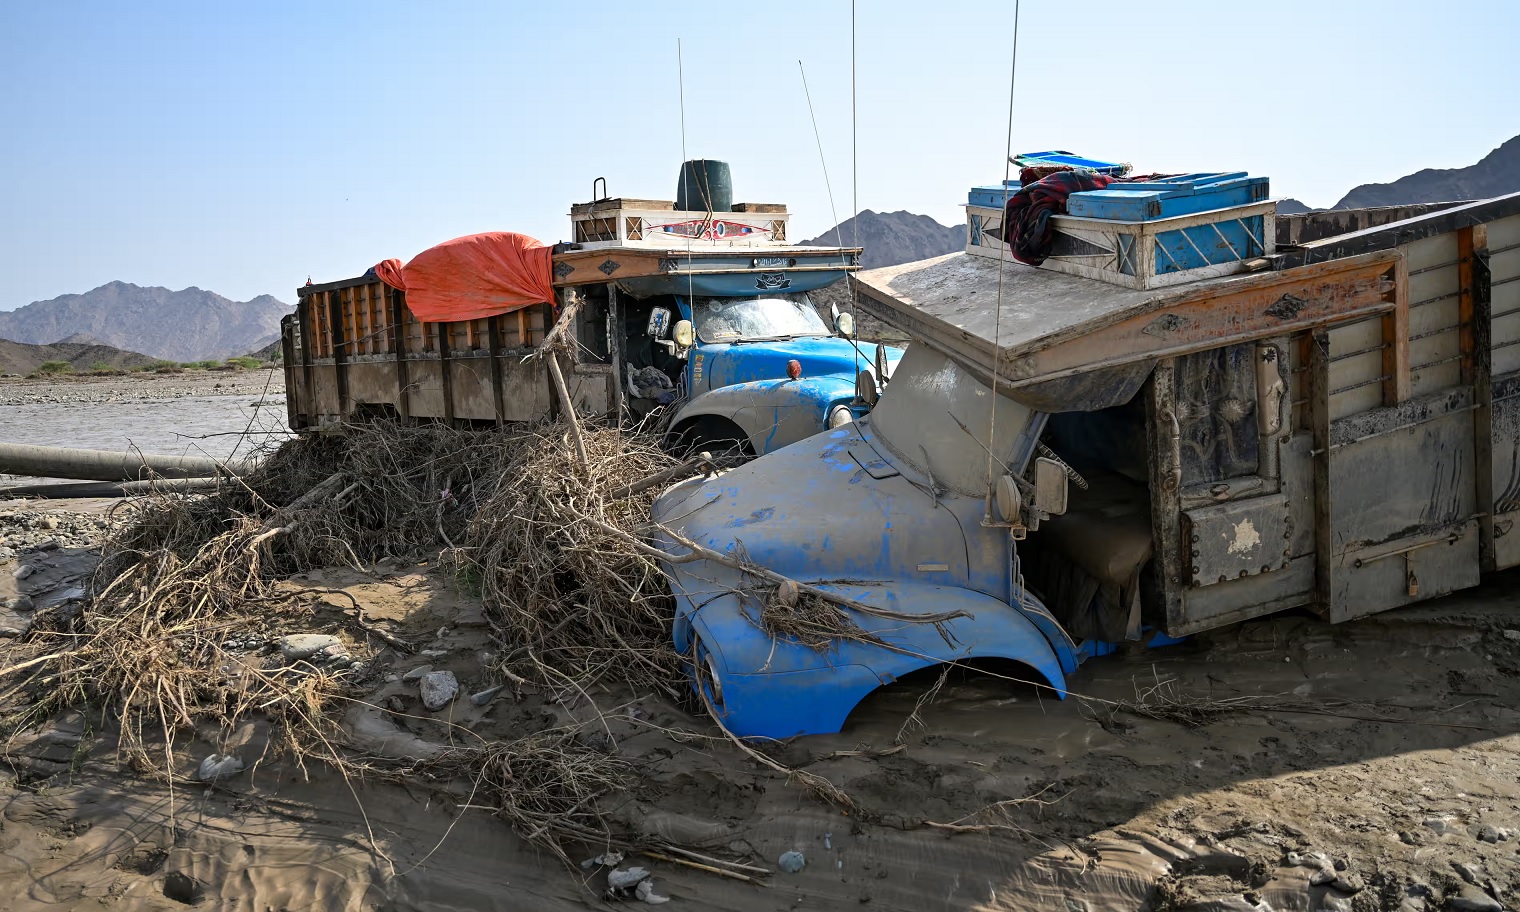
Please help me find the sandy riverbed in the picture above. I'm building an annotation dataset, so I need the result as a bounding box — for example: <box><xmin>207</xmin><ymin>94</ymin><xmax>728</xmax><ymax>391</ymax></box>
<box><xmin>1</xmin><ymin>497</ymin><xmax>1517</xmax><ymax>912</ymax></box>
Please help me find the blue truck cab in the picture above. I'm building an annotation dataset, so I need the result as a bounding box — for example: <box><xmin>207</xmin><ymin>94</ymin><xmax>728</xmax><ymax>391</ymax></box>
<box><xmin>560</xmin><ymin>166</ymin><xmax>902</xmax><ymax>456</ymax></box>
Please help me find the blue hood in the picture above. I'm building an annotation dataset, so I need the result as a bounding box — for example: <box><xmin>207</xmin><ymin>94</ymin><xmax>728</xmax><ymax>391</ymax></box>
<box><xmin>702</xmin><ymin>337</ymin><xmax>900</xmax><ymax>389</ymax></box>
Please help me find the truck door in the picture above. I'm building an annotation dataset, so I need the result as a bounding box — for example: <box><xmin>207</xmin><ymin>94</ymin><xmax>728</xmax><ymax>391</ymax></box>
<box><xmin>1152</xmin><ymin>338</ymin><xmax>1317</xmax><ymax>635</ymax></box>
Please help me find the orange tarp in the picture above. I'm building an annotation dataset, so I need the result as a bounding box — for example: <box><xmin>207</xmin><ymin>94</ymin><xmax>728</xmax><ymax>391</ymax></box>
<box><xmin>375</xmin><ymin>232</ymin><xmax>555</xmax><ymax>323</ymax></box>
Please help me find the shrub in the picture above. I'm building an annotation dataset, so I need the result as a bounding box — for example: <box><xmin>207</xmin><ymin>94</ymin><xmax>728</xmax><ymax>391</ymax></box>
<box><xmin>36</xmin><ymin>360</ymin><xmax>73</xmax><ymax>374</ymax></box>
<box><xmin>225</xmin><ymin>356</ymin><xmax>263</xmax><ymax>370</ymax></box>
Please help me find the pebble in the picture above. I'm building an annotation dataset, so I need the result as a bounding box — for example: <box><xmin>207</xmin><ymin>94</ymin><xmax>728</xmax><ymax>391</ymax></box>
<box><xmin>1477</xmin><ymin>825</ymin><xmax>1510</xmax><ymax>844</ymax></box>
<box><xmin>401</xmin><ymin>665</ymin><xmax>433</xmax><ymax>682</ymax></box>
<box><xmin>196</xmin><ymin>754</ymin><xmax>245</xmax><ymax>781</ymax></box>
<box><xmin>634</xmin><ymin>879</ymin><xmax>670</xmax><ymax>904</ymax></box>
<box><xmin>419</xmin><ymin>648</ymin><xmax>449</xmax><ymax>659</ymax></box>
<box><xmin>1450</xmin><ymin>885</ymin><xmax>1504</xmax><ymax>912</ymax></box>
<box><xmin>607</xmin><ymin>867</ymin><xmax>651</xmax><ymax>890</ymax></box>
<box><xmin>1424</xmin><ymin>817</ymin><xmax>1458</xmax><ymax>835</ymax></box>
<box><xmin>470</xmin><ymin>685</ymin><xmax>505</xmax><ymax>706</ymax></box>
<box><xmin>419</xmin><ymin>670</ymin><xmax>458</xmax><ymax>710</ymax></box>
<box><xmin>7</xmin><ymin>594</ymin><xmax>34</xmax><ymax>613</ymax></box>
<box><xmin>13</xmin><ymin>563</ymin><xmax>35</xmax><ymax>580</ymax></box>
<box><xmin>1332</xmin><ymin>873</ymin><xmax>1364</xmax><ymax>894</ymax></box>
<box><xmin>779</xmin><ymin>850</ymin><xmax>806</xmax><ymax>874</ymax></box>
<box><xmin>277</xmin><ymin>633</ymin><xmax>342</xmax><ymax>661</ymax></box>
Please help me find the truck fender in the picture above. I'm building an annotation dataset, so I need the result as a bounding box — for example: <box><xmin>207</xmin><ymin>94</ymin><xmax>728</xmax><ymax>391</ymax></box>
<box><xmin>669</xmin><ymin>377</ymin><xmax>855</xmax><ymax>455</ymax></box>
<box><xmin>684</xmin><ymin>581</ymin><xmax>1072</xmax><ymax>739</ymax></box>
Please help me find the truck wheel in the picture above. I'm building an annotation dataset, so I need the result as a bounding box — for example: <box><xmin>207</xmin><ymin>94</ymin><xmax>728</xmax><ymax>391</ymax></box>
<box><xmin>672</xmin><ymin>417</ymin><xmax>754</xmax><ymax>462</ymax></box>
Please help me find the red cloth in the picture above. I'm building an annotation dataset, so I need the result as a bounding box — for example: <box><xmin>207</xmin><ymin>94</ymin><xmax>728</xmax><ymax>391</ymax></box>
<box><xmin>375</xmin><ymin>232</ymin><xmax>554</xmax><ymax>323</ymax></box>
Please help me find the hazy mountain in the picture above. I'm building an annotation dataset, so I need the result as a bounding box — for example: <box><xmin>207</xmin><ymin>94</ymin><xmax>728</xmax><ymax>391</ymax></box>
<box><xmin>1276</xmin><ymin>198</ymin><xmax>1313</xmax><ymax>214</ymax></box>
<box><xmin>800</xmin><ymin>209</ymin><xmax>965</xmax><ymax>269</ymax></box>
<box><xmin>1333</xmin><ymin>135</ymin><xmax>1520</xmax><ymax>209</ymax></box>
<box><xmin>0</xmin><ymin>338</ymin><xmax>159</xmax><ymax>376</ymax></box>
<box><xmin>0</xmin><ymin>281</ymin><xmax>291</xmax><ymax>363</ymax></box>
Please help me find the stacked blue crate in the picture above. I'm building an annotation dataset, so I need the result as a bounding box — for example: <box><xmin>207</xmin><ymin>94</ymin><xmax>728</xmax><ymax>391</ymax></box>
<box><xmin>1065</xmin><ymin>173</ymin><xmax>1272</xmax><ymax>275</ymax></box>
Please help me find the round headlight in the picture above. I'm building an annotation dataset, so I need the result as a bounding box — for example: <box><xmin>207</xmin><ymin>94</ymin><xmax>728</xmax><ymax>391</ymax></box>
<box><xmin>827</xmin><ymin>405</ymin><xmax>854</xmax><ymax>429</ymax></box>
<box><xmin>704</xmin><ymin>653</ymin><xmax>724</xmax><ymax>706</ymax></box>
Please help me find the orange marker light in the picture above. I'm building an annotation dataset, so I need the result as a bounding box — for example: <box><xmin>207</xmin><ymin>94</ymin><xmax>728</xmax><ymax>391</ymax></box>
<box><xmin>786</xmin><ymin>359</ymin><xmax>802</xmax><ymax>380</ymax></box>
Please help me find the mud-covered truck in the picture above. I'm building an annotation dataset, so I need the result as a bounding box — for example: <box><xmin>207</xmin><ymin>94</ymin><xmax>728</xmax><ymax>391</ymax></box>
<box><xmin>649</xmin><ymin>171</ymin><xmax>1520</xmax><ymax>740</ymax></box>
<box><xmin>281</xmin><ymin>163</ymin><xmax>900</xmax><ymax>456</ymax></box>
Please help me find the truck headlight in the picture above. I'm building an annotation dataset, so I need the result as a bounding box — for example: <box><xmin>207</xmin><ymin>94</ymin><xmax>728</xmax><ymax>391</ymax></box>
<box><xmin>827</xmin><ymin>405</ymin><xmax>854</xmax><ymax>429</ymax></box>
<box><xmin>704</xmin><ymin>653</ymin><xmax>724</xmax><ymax>707</ymax></box>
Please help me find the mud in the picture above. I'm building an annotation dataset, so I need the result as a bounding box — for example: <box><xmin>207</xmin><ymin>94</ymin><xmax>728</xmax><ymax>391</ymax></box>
<box><xmin>3</xmin><ymin>501</ymin><xmax>1519</xmax><ymax>911</ymax></box>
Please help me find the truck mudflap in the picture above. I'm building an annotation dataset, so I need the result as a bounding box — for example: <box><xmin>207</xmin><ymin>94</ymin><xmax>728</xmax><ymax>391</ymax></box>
<box><xmin>659</xmin><ymin>557</ymin><xmax>1073</xmax><ymax>740</ymax></box>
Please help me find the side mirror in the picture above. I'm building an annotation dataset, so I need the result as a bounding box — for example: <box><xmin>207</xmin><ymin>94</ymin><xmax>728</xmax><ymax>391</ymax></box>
<box><xmin>646</xmin><ymin>306</ymin><xmax>673</xmax><ymax>339</ymax></box>
<box><xmin>1033</xmin><ymin>457</ymin><xmax>1068</xmax><ymax>516</ymax></box>
<box><xmin>874</xmin><ymin>342</ymin><xmax>890</xmax><ymax>380</ymax></box>
<box><xmin>835</xmin><ymin>312</ymin><xmax>855</xmax><ymax>337</ymax></box>
<box><xmin>672</xmin><ymin>319</ymin><xmax>695</xmax><ymax>348</ymax></box>
<box><xmin>855</xmin><ymin>368</ymin><xmax>879</xmax><ymax>407</ymax></box>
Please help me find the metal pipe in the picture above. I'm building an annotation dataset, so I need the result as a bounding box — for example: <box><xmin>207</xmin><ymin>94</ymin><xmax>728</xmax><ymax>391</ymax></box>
<box><xmin>0</xmin><ymin>442</ymin><xmax>252</xmax><ymax>483</ymax></box>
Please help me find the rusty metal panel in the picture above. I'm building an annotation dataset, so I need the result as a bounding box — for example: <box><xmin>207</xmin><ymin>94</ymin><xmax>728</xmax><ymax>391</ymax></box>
<box><xmin>1183</xmin><ymin>492</ymin><xmax>1293</xmax><ymax>587</ymax></box>
<box><xmin>1324</xmin><ymin>389</ymin><xmax>1478</xmax><ymax>622</ymax></box>
<box><xmin>1331</xmin><ymin>521</ymin><xmax>1480</xmax><ymax>621</ymax></box>
<box><xmin>1175</xmin><ymin>555</ymin><xmax>1315</xmax><ymax>635</ymax></box>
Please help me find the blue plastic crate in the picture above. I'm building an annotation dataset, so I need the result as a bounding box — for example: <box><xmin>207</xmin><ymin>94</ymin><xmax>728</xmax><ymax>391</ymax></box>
<box><xmin>1066</xmin><ymin>173</ymin><xmax>1270</xmax><ymax>222</ymax></box>
<box><xmin>966</xmin><ymin>152</ymin><xmax>1130</xmax><ymax>208</ymax></box>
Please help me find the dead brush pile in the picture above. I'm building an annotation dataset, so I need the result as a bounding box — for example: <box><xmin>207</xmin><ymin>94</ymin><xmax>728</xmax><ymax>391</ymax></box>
<box><xmin>467</xmin><ymin>422</ymin><xmax>683</xmax><ymax>696</ymax></box>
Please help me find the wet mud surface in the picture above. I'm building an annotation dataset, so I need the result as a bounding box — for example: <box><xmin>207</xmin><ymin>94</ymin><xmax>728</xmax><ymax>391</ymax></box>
<box><xmin>2</xmin><ymin>504</ymin><xmax>1519</xmax><ymax>910</ymax></box>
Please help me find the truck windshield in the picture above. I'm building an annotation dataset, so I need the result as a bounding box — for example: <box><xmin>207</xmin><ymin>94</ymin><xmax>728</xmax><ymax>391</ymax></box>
<box><xmin>691</xmin><ymin>293</ymin><xmax>829</xmax><ymax>343</ymax></box>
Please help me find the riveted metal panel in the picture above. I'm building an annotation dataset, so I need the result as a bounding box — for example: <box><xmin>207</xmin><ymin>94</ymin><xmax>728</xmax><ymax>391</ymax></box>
<box><xmin>1183</xmin><ymin>491</ymin><xmax>1293</xmax><ymax>588</ymax></box>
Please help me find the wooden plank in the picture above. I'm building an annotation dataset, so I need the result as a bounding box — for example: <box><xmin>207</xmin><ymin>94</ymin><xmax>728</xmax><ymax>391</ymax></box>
<box><xmin>280</xmin><ymin>318</ymin><xmax>301</xmax><ymax>429</ymax></box>
<box><xmin>487</xmin><ymin>315</ymin><xmax>506</xmax><ymax>424</ymax></box>
<box><xmin>1143</xmin><ymin>361</ymin><xmax>1186</xmax><ymax>633</ymax></box>
<box><xmin>1382</xmin><ymin>255</ymin><xmax>1411</xmax><ymax>404</ymax></box>
<box><xmin>437</xmin><ymin>322</ymin><xmax>455</xmax><ymax>423</ymax></box>
<box><xmin>1466</xmin><ymin>226</ymin><xmax>1495</xmax><ymax>570</ymax></box>
<box><xmin>1308</xmin><ymin>330</ymin><xmax>1333</xmax><ymax>616</ymax></box>
<box><xmin>1001</xmin><ymin>255</ymin><xmax>1399</xmax><ymax>387</ymax></box>
<box><xmin>389</xmin><ymin>286</ymin><xmax>411</xmax><ymax>420</ymax></box>
<box><xmin>327</xmin><ymin>290</ymin><xmax>350</xmax><ymax>415</ymax></box>
<box><xmin>516</xmin><ymin>309</ymin><xmax>529</xmax><ymax>347</ymax></box>
<box><xmin>608</xmin><ymin>284</ymin><xmax>625</xmax><ymax>426</ymax></box>
<box><xmin>1458</xmin><ymin>226</ymin><xmax>1487</xmax><ymax>384</ymax></box>
<box><xmin>354</xmin><ymin>284</ymin><xmax>370</xmax><ymax>355</ymax></box>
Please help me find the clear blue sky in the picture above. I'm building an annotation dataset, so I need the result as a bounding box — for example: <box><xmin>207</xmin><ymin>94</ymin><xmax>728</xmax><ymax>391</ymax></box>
<box><xmin>1</xmin><ymin>0</ymin><xmax>1514</xmax><ymax>307</ymax></box>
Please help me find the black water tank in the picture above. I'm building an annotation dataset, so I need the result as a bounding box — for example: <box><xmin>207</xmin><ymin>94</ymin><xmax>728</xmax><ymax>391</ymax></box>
<box><xmin>676</xmin><ymin>159</ymin><xmax>733</xmax><ymax>212</ymax></box>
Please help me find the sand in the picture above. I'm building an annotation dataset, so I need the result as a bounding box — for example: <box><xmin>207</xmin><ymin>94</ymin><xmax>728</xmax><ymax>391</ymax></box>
<box><xmin>2</xmin><ymin>500</ymin><xmax>1518</xmax><ymax>911</ymax></box>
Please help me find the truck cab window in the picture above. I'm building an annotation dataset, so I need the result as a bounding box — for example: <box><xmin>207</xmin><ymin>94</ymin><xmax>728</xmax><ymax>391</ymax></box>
<box><xmin>1176</xmin><ymin>343</ymin><xmax>1260</xmax><ymax>484</ymax></box>
<box><xmin>691</xmin><ymin>293</ymin><xmax>828</xmax><ymax>343</ymax></box>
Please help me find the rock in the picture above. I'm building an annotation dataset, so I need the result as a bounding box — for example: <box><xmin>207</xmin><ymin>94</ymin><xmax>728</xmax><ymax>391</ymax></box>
<box><xmin>1425</xmin><ymin>817</ymin><xmax>1458</xmax><ymax>835</ymax></box>
<box><xmin>277</xmin><ymin>633</ymin><xmax>341</xmax><ymax>661</ymax></box>
<box><xmin>635</xmin><ymin>878</ymin><xmax>670</xmax><ymax>904</ymax></box>
<box><xmin>1503</xmin><ymin>629</ymin><xmax>1520</xmax><ymax>642</ymax></box>
<box><xmin>13</xmin><ymin>563</ymin><xmax>35</xmax><ymax>580</ymax></box>
<box><xmin>419</xmin><ymin>670</ymin><xmax>458</xmax><ymax>710</ymax></box>
<box><xmin>162</xmin><ymin>871</ymin><xmax>204</xmax><ymax>905</ymax></box>
<box><xmin>1450</xmin><ymin>885</ymin><xmax>1504</xmax><ymax>912</ymax></box>
<box><xmin>420</xmin><ymin>648</ymin><xmax>449</xmax><ymax>658</ymax></box>
<box><xmin>39</xmin><ymin>517</ymin><xmax>58</xmax><ymax>530</ymax></box>
<box><xmin>7</xmin><ymin>594</ymin><xmax>34</xmax><ymax>613</ymax></box>
<box><xmin>1321</xmin><ymin>896</ymin><xmax>1353</xmax><ymax>912</ymax></box>
<box><xmin>1477</xmin><ymin>825</ymin><xmax>1508</xmax><ymax>844</ymax></box>
<box><xmin>1310</xmin><ymin>868</ymin><xmax>1338</xmax><ymax>886</ymax></box>
<box><xmin>582</xmin><ymin>851</ymin><xmax>624</xmax><ymax>869</ymax></box>
<box><xmin>1453</xmin><ymin>861</ymin><xmax>1486</xmax><ymax>886</ymax></box>
<box><xmin>607</xmin><ymin>866</ymin><xmax>651</xmax><ymax>890</ymax></box>
<box><xmin>1332</xmin><ymin>873</ymin><xmax>1365</xmax><ymax>894</ymax></box>
<box><xmin>196</xmin><ymin>754</ymin><xmax>245</xmax><ymax>781</ymax></box>
<box><xmin>401</xmin><ymin>665</ymin><xmax>433</xmax><ymax>682</ymax></box>
<box><xmin>779</xmin><ymin>850</ymin><xmax>806</xmax><ymax>873</ymax></box>
<box><xmin>470</xmin><ymin>685</ymin><xmax>505</xmax><ymax>706</ymax></box>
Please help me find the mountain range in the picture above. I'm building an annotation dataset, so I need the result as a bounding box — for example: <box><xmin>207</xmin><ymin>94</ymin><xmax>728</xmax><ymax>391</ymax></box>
<box><xmin>800</xmin><ymin>210</ymin><xmax>965</xmax><ymax>269</ymax></box>
<box><xmin>1279</xmin><ymin>134</ymin><xmax>1519</xmax><ymax>214</ymax></box>
<box><xmin>0</xmin><ymin>282</ymin><xmax>290</xmax><ymax>363</ymax></box>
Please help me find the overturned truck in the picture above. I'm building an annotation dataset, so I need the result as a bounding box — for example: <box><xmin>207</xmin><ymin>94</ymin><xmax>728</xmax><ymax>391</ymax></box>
<box><xmin>650</xmin><ymin>185</ymin><xmax>1520</xmax><ymax>739</ymax></box>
